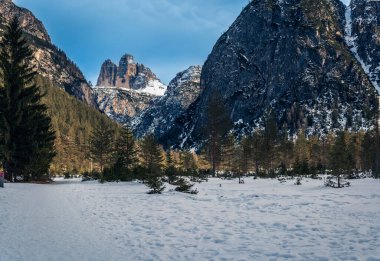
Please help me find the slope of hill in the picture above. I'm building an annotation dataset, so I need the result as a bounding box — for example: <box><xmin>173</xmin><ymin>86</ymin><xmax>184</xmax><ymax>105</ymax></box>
<box><xmin>163</xmin><ymin>0</ymin><xmax>379</xmax><ymax>148</ymax></box>
<box><xmin>0</xmin><ymin>0</ymin><xmax>95</xmax><ymax>106</ymax></box>
<box><xmin>37</xmin><ymin>76</ymin><xmax>119</xmax><ymax>174</ymax></box>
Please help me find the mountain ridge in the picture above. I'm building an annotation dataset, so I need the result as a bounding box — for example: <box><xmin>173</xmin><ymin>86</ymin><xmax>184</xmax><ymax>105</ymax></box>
<box><xmin>161</xmin><ymin>0</ymin><xmax>379</xmax><ymax>149</ymax></box>
<box><xmin>0</xmin><ymin>0</ymin><xmax>96</xmax><ymax>106</ymax></box>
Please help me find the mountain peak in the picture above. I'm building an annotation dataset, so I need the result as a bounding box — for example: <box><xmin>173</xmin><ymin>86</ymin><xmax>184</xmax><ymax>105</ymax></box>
<box><xmin>120</xmin><ymin>54</ymin><xmax>135</xmax><ymax>65</ymax></box>
<box><xmin>0</xmin><ymin>0</ymin><xmax>51</xmax><ymax>42</ymax></box>
<box><xmin>96</xmin><ymin>54</ymin><xmax>166</xmax><ymax>96</ymax></box>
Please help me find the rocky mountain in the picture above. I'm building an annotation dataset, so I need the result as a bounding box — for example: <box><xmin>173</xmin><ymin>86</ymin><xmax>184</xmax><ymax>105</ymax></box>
<box><xmin>93</xmin><ymin>54</ymin><xmax>167</xmax><ymax>124</ymax></box>
<box><xmin>96</xmin><ymin>54</ymin><xmax>166</xmax><ymax>95</ymax></box>
<box><xmin>161</xmin><ymin>0</ymin><xmax>379</xmax><ymax>149</ymax></box>
<box><xmin>131</xmin><ymin>65</ymin><xmax>202</xmax><ymax>139</ymax></box>
<box><xmin>347</xmin><ymin>0</ymin><xmax>380</xmax><ymax>92</ymax></box>
<box><xmin>0</xmin><ymin>0</ymin><xmax>95</xmax><ymax>106</ymax></box>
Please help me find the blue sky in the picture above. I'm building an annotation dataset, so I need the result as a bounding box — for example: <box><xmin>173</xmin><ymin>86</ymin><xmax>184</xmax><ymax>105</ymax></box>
<box><xmin>14</xmin><ymin>0</ymin><xmax>248</xmax><ymax>84</ymax></box>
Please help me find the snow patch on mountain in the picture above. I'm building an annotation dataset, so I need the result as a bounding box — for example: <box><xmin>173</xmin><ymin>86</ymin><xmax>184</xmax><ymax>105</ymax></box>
<box><xmin>134</xmin><ymin>79</ymin><xmax>167</xmax><ymax>96</ymax></box>
<box><xmin>344</xmin><ymin>2</ymin><xmax>380</xmax><ymax>94</ymax></box>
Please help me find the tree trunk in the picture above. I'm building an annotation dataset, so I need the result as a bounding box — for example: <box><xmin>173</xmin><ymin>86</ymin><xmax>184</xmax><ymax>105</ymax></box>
<box><xmin>212</xmin><ymin>159</ymin><xmax>216</xmax><ymax>177</ymax></box>
<box><xmin>337</xmin><ymin>174</ymin><xmax>341</xmax><ymax>188</ymax></box>
<box><xmin>255</xmin><ymin>159</ymin><xmax>259</xmax><ymax>176</ymax></box>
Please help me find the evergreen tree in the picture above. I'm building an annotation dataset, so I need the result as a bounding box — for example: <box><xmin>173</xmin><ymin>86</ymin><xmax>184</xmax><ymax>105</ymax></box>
<box><xmin>262</xmin><ymin>114</ymin><xmax>279</xmax><ymax>176</ymax></box>
<box><xmin>0</xmin><ymin>18</ymin><xmax>55</xmax><ymax>181</ymax></box>
<box><xmin>240</xmin><ymin>135</ymin><xmax>252</xmax><ymax>175</ymax></box>
<box><xmin>222</xmin><ymin>133</ymin><xmax>236</xmax><ymax>174</ymax></box>
<box><xmin>329</xmin><ymin>131</ymin><xmax>354</xmax><ymax>187</ymax></box>
<box><xmin>204</xmin><ymin>91</ymin><xmax>232</xmax><ymax>176</ymax></box>
<box><xmin>180</xmin><ymin>151</ymin><xmax>197</xmax><ymax>172</ymax></box>
<box><xmin>361</xmin><ymin>131</ymin><xmax>376</xmax><ymax>172</ymax></box>
<box><xmin>89</xmin><ymin>122</ymin><xmax>115</xmax><ymax>172</ymax></box>
<box><xmin>165</xmin><ymin>150</ymin><xmax>178</xmax><ymax>184</ymax></box>
<box><xmin>233</xmin><ymin>141</ymin><xmax>246</xmax><ymax>184</ymax></box>
<box><xmin>278</xmin><ymin>132</ymin><xmax>293</xmax><ymax>174</ymax></box>
<box><xmin>251</xmin><ymin>130</ymin><xmax>264</xmax><ymax>175</ymax></box>
<box><xmin>140</xmin><ymin>134</ymin><xmax>165</xmax><ymax>194</ymax></box>
<box><xmin>114</xmin><ymin>127</ymin><xmax>137</xmax><ymax>179</ymax></box>
<box><xmin>175</xmin><ymin>177</ymin><xmax>198</xmax><ymax>194</ymax></box>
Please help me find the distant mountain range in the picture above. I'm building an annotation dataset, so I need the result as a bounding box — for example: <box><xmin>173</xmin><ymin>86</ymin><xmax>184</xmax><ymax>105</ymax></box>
<box><xmin>1</xmin><ymin>0</ymin><xmax>380</xmax><ymax>151</ymax></box>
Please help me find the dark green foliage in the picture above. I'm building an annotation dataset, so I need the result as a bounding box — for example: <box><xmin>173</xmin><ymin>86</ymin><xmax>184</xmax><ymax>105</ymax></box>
<box><xmin>204</xmin><ymin>91</ymin><xmax>232</xmax><ymax>176</ymax></box>
<box><xmin>0</xmin><ymin>18</ymin><xmax>55</xmax><ymax>181</ymax></box>
<box><xmin>174</xmin><ymin>178</ymin><xmax>198</xmax><ymax>194</ymax></box>
<box><xmin>114</xmin><ymin>127</ymin><xmax>137</xmax><ymax>172</ymax></box>
<box><xmin>140</xmin><ymin>134</ymin><xmax>165</xmax><ymax>194</ymax></box>
<box><xmin>329</xmin><ymin>131</ymin><xmax>355</xmax><ymax>188</ymax></box>
<box><xmin>89</xmin><ymin>122</ymin><xmax>115</xmax><ymax>172</ymax></box>
<box><xmin>37</xmin><ymin>76</ymin><xmax>119</xmax><ymax>174</ymax></box>
<box><xmin>133</xmin><ymin>166</ymin><xmax>148</xmax><ymax>183</ymax></box>
<box><xmin>146</xmin><ymin>174</ymin><xmax>165</xmax><ymax>194</ymax></box>
<box><xmin>140</xmin><ymin>134</ymin><xmax>163</xmax><ymax>176</ymax></box>
<box><xmin>180</xmin><ymin>151</ymin><xmax>197</xmax><ymax>173</ymax></box>
<box><xmin>82</xmin><ymin>171</ymin><xmax>101</xmax><ymax>181</ymax></box>
<box><xmin>293</xmin><ymin>156</ymin><xmax>309</xmax><ymax>176</ymax></box>
<box><xmin>262</xmin><ymin>113</ymin><xmax>279</xmax><ymax>175</ymax></box>
<box><xmin>165</xmin><ymin>151</ymin><xmax>179</xmax><ymax>184</ymax></box>
<box><xmin>99</xmin><ymin>127</ymin><xmax>138</xmax><ymax>182</ymax></box>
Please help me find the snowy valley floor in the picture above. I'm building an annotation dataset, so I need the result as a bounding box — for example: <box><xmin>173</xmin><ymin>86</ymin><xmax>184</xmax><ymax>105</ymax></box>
<box><xmin>1</xmin><ymin>178</ymin><xmax>380</xmax><ymax>261</ymax></box>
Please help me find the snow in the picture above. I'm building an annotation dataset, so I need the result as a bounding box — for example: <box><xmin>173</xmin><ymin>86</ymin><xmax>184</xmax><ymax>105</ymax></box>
<box><xmin>135</xmin><ymin>79</ymin><xmax>167</xmax><ymax>96</ymax></box>
<box><xmin>94</xmin><ymin>80</ymin><xmax>167</xmax><ymax>97</ymax></box>
<box><xmin>344</xmin><ymin>4</ymin><xmax>380</xmax><ymax>94</ymax></box>
<box><xmin>1</xmin><ymin>178</ymin><xmax>380</xmax><ymax>260</ymax></box>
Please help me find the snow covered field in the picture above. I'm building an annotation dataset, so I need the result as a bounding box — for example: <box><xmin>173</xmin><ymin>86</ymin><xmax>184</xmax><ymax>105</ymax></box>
<box><xmin>1</xmin><ymin>178</ymin><xmax>380</xmax><ymax>261</ymax></box>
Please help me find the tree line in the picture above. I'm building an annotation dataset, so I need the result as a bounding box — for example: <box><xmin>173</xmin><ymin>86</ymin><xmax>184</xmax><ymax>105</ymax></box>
<box><xmin>201</xmin><ymin>92</ymin><xmax>380</xmax><ymax>187</ymax></box>
<box><xmin>1</xmin><ymin>17</ymin><xmax>379</xmax><ymax>188</ymax></box>
<box><xmin>88</xmin><ymin>124</ymin><xmax>200</xmax><ymax>194</ymax></box>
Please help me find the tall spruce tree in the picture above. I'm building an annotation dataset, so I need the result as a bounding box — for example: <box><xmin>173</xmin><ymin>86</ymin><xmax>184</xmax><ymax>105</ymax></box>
<box><xmin>165</xmin><ymin>150</ymin><xmax>178</xmax><ymax>184</ymax></box>
<box><xmin>114</xmin><ymin>127</ymin><xmax>137</xmax><ymax>174</ymax></box>
<box><xmin>0</xmin><ymin>18</ymin><xmax>55</xmax><ymax>181</ymax></box>
<box><xmin>222</xmin><ymin>133</ymin><xmax>236</xmax><ymax>174</ymax></box>
<box><xmin>329</xmin><ymin>131</ymin><xmax>354</xmax><ymax>188</ymax></box>
<box><xmin>89</xmin><ymin>122</ymin><xmax>115</xmax><ymax>172</ymax></box>
<box><xmin>204</xmin><ymin>91</ymin><xmax>232</xmax><ymax>176</ymax></box>
<box><xmin>262</xmin><ymin>114</ymin><xmax>279</xmax><ymax>175</ymax></box>
<box><xmin>251</xmin><ymin>130</ymin><xmax>264</xmax><ymax>175</ymax></box>
<box><xmin>140</xmin><ymin>134</ymin><xmax>165</xmax><ymax>194</ymax></box>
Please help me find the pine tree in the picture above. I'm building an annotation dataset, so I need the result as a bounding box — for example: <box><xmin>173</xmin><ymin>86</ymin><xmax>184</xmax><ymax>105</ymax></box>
<box><xmin>175</xmin><ymin>177</ymin><xmax>198</xmax><ymax>194</ymax></box>
<box><xmin>114</xmin><ymin>127</ymin><xmax>137</xmax><ymax>178</ymax></box>
<box><xmin>262</xmin><ymin>114</ymin><xmax>279</xmax><ymax>176</ymax></box>
<box><xmin>240</xmin><ymin>135</ymin><xmax>252</xmax><ymax>175</ymax></box>
<box><xmin>329</xmin><ymin>131</ymin><xmax>354</xmax><ymax>188</ymax></box>
<box><xmin>251</xmin><ymin>130</ymin><xmax>264</xmax><ymax>176</ymax></box>
<box><xmin>140</xmin><ymin>134</ymin><xmax>165</xmax><ymax>194</ymax></box>
<box><xmin>361</xmin><ymin>131</ymin><xmax>376</xmax><ymax>172</ymax></box>
<box><xmin>278</xmin><ymin>132</ymin><xmax>293</xmax><ymax>174</ymax></box>
<box><xmin>222</xmin><ymin>133</ymin><xmax>236</xmax><ymax>174</ymax></box>
<box><xmin>89</xmin><ymin>122</ymin><xmax>115</xmax><ymax>172</ymax></box>
<box><xmin>0</xmin><ymin>18</ymin><xmax>56</xmax><ymax>181</ymax></box>
<box><xmin>204</xmin><ymin>91</ymin><xmax>232</xmax><ymax>176</ymax></box>
<box><xmin>165</xmin><ymin>150</ymin><xmax>178</xmax><ymax>184</ymax></box>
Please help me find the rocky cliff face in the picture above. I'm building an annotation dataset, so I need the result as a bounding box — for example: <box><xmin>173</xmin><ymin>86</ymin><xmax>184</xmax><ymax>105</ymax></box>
<box><xmin>131</xmin><ymin>65</ymin><xmax>202</xmax><ymax>139</ymax></box>
<box><xmin>0</xmin><ymin>0</ymin><xmax>49</xmax><ymax>42</ymax></box>
<box><xmin>162</xmin><ymin>0</ymin><xmax>378</xmax><ymax>149</ymax></box>
<box><xmin>346</xmin><ymin>0</ymin><xmax>380</xmax><ymax>93</ymax></box>
<box><xmin>92</xmin><ymin>87</ymin><xmax>155</xmax><ymax>125</ymax></box>
<box><xmin>0</xmin><ymin>0</ymin><xmax>95</xmax><ymax>106</ymax></box>
<box><xmin>96</xmin><ymin>54</ymin><xmax>166</xmax><ymax>95</ymax></box>
<box><xmin>93</xmin><ymin>54</ymin><xmax>167</xmax><ymax>123</ymax></box>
